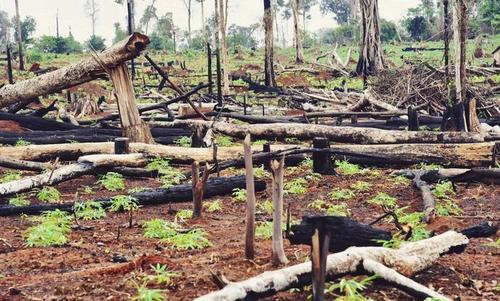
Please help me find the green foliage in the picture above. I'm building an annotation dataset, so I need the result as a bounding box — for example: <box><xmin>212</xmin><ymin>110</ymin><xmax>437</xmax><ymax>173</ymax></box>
<box><xmin>216</xmin><ymin>135</ymin><xmax>234</xmax><ymax>147</ymax></box>
<box><xmin>175</xmin><ymin>209</ymin><xmax>193</xmax><ymax>220</ymax></box>
<box><xmin>74</xmin><ymin>201</ymin><xmax>106</xmax><ymax>220</ymax></box>
<box><xmin>34</xmin><ymin>35</ymin><xmax>82</xmax><ymax>54</ymax></box>
<box><xmin>335</xmin><ymin>160</ymin><xmax>362</xmax><ymax>175</ymax></box>
<box><xmin>478</xmin><ymin>0</ymin><xmax>500</xmax><ymax>34</ymax></box>
<box><xmin>436</xmin><ymin>199</ymin><xmax>463</xmax><ymax>216</ymax></box>
<box><xmin>350</xmin><ymin>181</ymin><xmax>372</xmax><ymax>192</ymax></box>
<box><xmin>318</xmin><ymin>23</ymin><xmax>359</xmax><ymax>45</ymax></box>
<box><xmin>255</xmin><ymin>221</ymin><xmax>273</xmax><ymax>239</ymax></box>
<box><xmin>253</xmin><ymin>165</ymin><xmax>270</xmax><ymax>179</ymax></box>
<box><xmin>37</xmin><ymin>186</ymin><xmax>61</xmax><ymax>203</ymax></box>
<box><xmin>308</xmin><ymin>199</ymin><xmax>328</xmax><ymax>211</ymax></box>
<box><xmin>86</xmin><ymin>35</ymin><xmax>106</xmax><ymax>51</ymax></box>
<box><xmin>320</xmin><ymin>0</ymin><xmax>352</xmax><ymax>25</ymax></box>
<box><xmin>1</xmin><ymin>170</ymin><xmax>22</xmax><ymax>183</ymax></box>
<box><xmin>432</xmin><ymin>181</ymin><xmax>455</xmax><ymax>199</ymax></box>
<box><xmin>257</xmin><ymin>200</ymin><xmax>274</xmax><ymax>215</ymax></box>
<box><xmin>284</xmin><ymin>178</ymin><xmax>308</xmax><ymax>195</ymax></box>
<box><xmin>232</xmin><ymin>188</ymin><xmax>247</xmax><ymax>202</ymax></box>
<box><xmin>328</xmin><ymin>189</ymin><xmax>355</xmax><ymax>201</ymax></box>
<box><xmin>109</xmin><ymin>195</ymin><xmax>139</xmax><ymax>213</ymax></box>
<box><xmin>227</xmin><ymin>23</ymin><xmax>259</xmax><ymax>49</ymax></box>
<box><xmin>130</xmin><ymin>280</ymin><xmax>165</xmax><ymax>301</ymax></box>
<box><xmin>416</xmin><ymin>163</ymin><xmax>442</xmax><ymax>171</ymax></box>
<box><xmin>390</xmin><ymin>175</ymin><xmax>411</xmax><ymax>186</ymax></box>
<box><xmin>143</xmin><ymin>219</ymin><xmax>177</xmax><ymax>239</ymax></box>
<box><xmin>161</xmin><ymin>229</ymin><xmax>212</xmax><ymax>250</ymax></box>
<box><xmin>15</xmin><ymin>138</ymin><xmax>31</xmax><ymax>146</ymax></box>
<box><xmin>173</xmin><ymin>136</ymin><xmax>191</xmax><ymax>147</ymax></box>
<box><xmin>380</xmin><ymin>19</ymin><xmax>398</xmax><ymax>42</ymax></box>
<box><xmin>299</xmin><ymin>157</ymin><xmax>313</xmax><ymax>168</ymax></box>
<box><xmin>24</xmin><ymin>210</ymin><xmax>72</xmax><ymax>247</ymax></box>
<box><xmin>325</xmin><ymin>275</ymin><xmax>379</xmax><ymax>301</ymax></box>
<box><xmin>8</xmin><ymin>194</ymin><xmax>30</xmax><ymax>207</ymax></box>
<box><xmin>203</xmin><ymin>200</ymin><xmax>222</xmax><ymax>213</ymax></box>
<box><xmin>145</xmin><ymin>264</ymin><xmax>178</xmax><ymax>286</ymax></box>
<box><xmin>326</xmin><ymin>203</ymin><xmax>349</xmax><ymax>217</ymax></box>
<box><xmin>368</xmin><ymin>192</ymin><xmax>397</xmax><ymax>208</ymax></box>
<box><xmin>79</xmin><ymin>185</ymin><xmax>95</xmax><ymax>194</ymax></box>
<box><xmin>252</xmin><ymin>140</ymin><xmax>268</xmax><ymax>145</ymax></box>
<box><xmin>98</xmin><ymin>172</ymin><xmax>125</xmax><ymax>192</ymax></box>
<box><xmin>147</xmin><ymin>158</ymin><xmax>186</xmax><ymax>189</ymax></box>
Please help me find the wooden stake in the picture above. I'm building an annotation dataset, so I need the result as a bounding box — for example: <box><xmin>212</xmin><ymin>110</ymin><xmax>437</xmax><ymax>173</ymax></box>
<box><xmin>192</xmin><ymin>161</ymin><xmax>210</xmax><ymax>218</ymax></box>
<box><xmin>6</xmin><ymin>45</ymin><xmax>14</xmax><ymax>84</ymax></box>
<box><xmin>271</xmin><ymin>156</ymin><xmax>288</xmax><ymax>266</ymax></box>
<box><xmin>243</xmin><ymin>134</ymin><xmax>256</xmax><ymax>259</ymax></box>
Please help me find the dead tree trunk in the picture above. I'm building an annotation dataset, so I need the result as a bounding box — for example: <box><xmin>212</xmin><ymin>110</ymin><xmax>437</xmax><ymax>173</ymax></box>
<box><xmin>108</xmin><ymin>64</ymin><xmax>154</xmax><ymax>143</ymax></box>
<box><xmin>356</xmin><ymin>0</ymin><xmax>384</xmax><ymax>75</ymax></box>
<box><xmin>271</xmin><ymin>156</ymin><xmax>288</xmax><ymax>265</ymax></box>
<box><xmin>0</xmin><ymin>33</ymin><xmax>149</xmax><ymax>109</ymax></box>
<box><xmin>14</xmin><ymin>0</ymin><xmax>24</xmax><ymax>71</ymax></box>
<box><xmin>244</xmin><ymin>134</ymin><xmax>256</xmax><ymax>260</ymax></box>
<box><xmin>192</xmin><ymin>161</ymin><xmax>210</xmax><ymax>218</ymax></box>
<box><xmin>263</xmin><ymin>0</ymin><xmax>276</xmax><ymax>87</ymax></box>
<box><xmin>218</xmin><ymin>0</ymin><xmax>230</xmax><ymax>95</ymax></box>
<box><xmin>291</xmin><ymin>0</ymin><xmax>304</xmax><ymax>64</ymax></box>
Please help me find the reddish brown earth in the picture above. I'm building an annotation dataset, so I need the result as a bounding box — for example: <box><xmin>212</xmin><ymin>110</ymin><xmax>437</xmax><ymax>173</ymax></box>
<box><xmin>0</xmin><ymin>164</ymin><xmax>498</xmax><ymax>301</ymax></box>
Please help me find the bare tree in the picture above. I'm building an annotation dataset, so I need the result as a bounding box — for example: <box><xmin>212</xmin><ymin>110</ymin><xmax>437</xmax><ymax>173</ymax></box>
<box><xmin>14</xmin><ymin>0</ymin><xmax>24</xmax><ymax>71</ymax></box>
<box><xmin>84</xmin><ymin>0</ymin><xmax>99</xmax><ymax>36</ymax></box>
<box><xmin>195</xmin><ymin>0</ymin><xmax>207</xmax><ymax>44</ymax></box>
<box><xmin>291</xmin><ymin>0</ymin><xmax>304</xmax><ymax>64</ymax></box>
<box><xmin>264</xmin><ymin>0</ymin><xmax>276</xmax><ymax>87</ymax></box>
<box><xmin>182</xmin><ymin>0</ymin><xmax>192</xmax><ymax>46</ymax></box>
<box><xmin>141</xmin><ymin>0</ymin><xmax>157</xmax><ymax>34</ymax></box>
<box><xmin>271</xmin><ymin>156</ymin><xmax>288</xmax><ymax>265</ymax></box>
<box><xmin>356</xmin><ymin>0</ymin><xmax>384</xmax><ymax>76</ymax></box>
<box><xmin>218</xmin><ymin>0</ymin><xmax>230</xmax><ymax>94</ymax></box>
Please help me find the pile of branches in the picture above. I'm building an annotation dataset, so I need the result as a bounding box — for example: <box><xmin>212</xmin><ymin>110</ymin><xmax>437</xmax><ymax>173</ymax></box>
<box><xmin>370</xmin><ymin>62</ymin><xmax>499</xmax><ymax>117</ymax></box>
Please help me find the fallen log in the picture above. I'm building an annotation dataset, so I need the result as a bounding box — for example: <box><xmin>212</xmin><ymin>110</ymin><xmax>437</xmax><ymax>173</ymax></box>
<box><xmin>195</xmin><ymin>231</ymin><xmax>469</xmax><ymax>301</ymax></box>
<box><xmin>0</xmin><ymin>33</ymin><xmax>149</xmax><ymax>109</ymax></box>
<box><xmin>393</xmin><ymin>167</ymin><xmax>500</xmax><ymax>185</ymax></box>
<box><xmin>0</xmin><ymin>156</ymin><xmax>48</xmax><ymax>172</ymax></box>
<box><xmin>160</xmin><ymin>120</ymin><xmax>485</xmax><ymax>144</ymax></box>
<box><xmin>0</xmin><ymin>175</ymin><xmax>266</xmax><ymax>216</ymax></box>
<box><xmin>0</xmin><ymin>111</ymin><xmax>80</xmax><ymax>131</ymax></box>
<box><xmin>0</xmin><ymin>154</ymin><xmax>146</xmax><ymax>197</ymax></box>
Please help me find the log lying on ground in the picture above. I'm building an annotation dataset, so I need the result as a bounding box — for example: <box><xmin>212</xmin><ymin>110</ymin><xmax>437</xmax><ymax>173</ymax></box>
<box><xmin>0</xmin><ymin>154</ymin><xmax>146</xmax><ymax>197</ymax></box>
<box><xmin>0</xmin><ymin>112</ymin><xmax>80</xmax><ymax>131</ymax></box>
<box><xmin>161</xmin><ymin>120</ymin><xmax>485</xmax><ymax>144</ymax></box>
<box><xmin>0</xmin><ymin>142</ymin><xmax>298</xmax><ymax>163</ymax></box>
<box><xmin>0</xmin><ymin>156</ymin><xmax>49</xmax><ymax>172</ymax></box>
<box><xmin>394</xmin><ymin>168</ymin><xmax>500</xmax><ymax>185</ymax></box>
<box><xmin>0</xmin><ymin>33</ymin><xmax>149</xmax><ymax>109</ymax></box>
<box><xmin>195</xmin><ymin>231</ymin><xmax>469</xmax><ymax>301</ymax></box>
<box><xmin>0</xmin><ymin>175</ymin><xmax>266</xmax><ymax>216</ymax></box>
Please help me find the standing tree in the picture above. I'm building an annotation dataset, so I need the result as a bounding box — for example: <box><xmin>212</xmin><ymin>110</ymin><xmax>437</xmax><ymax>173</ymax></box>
<box><xmin>182</xmin><ymin>0</ymin><xmax>192</xmax><ymax>47</ymax></box>
<box><xmin>356</xmin><ymin>0</ymin><xmax>384</xmax><ymax>76</ymax></box>
<box><xmin>195</xmin><ymin>0</ymin><xmax>207</xmax><ymax>45</ymax></box>
<box><xmin>217</xmin><ymin>0</ymin><xmax>230</xmax><ymax>94</ymax></box>
<box><xmin>14</xmin><ymin>0</ymin><xmax>24</xmax><ymax>70</ymax></box>
<box><xmin>84</xmin><ymin>0</ymin><xmax>98</xmax><ymax>36</ymax></box>
<box><xmin>320</xmin><ymin>0</ymin><xmax>352</xmax><ymax>25</ymax></box>
<box><xmin>300</xmin><ymin>0</ymin><xmax>317</xmax><ymax>31</ymax></box>
<box><xmin>264</xmin><ymin>0</ymin><xmax>276</xmax><ymax>87</ymax></box>
<box><xmin>140</xmin><ymin>0</ymin><xmax>158</xmax><ymax>34</ymax></box>
<box><xmin>291</xmin><ymin>0</ymin><xmax>304</xmax><ymax>64</ymax></box>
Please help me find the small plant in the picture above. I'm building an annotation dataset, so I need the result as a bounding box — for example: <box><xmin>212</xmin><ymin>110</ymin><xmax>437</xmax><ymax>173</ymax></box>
<box><xmin>8</xmin><ymin>194</ymin><xmax>30</xmax><ymax>207</ymax></box>
<box><xmin>284</xmin><ymin>178</ymin><xmax>307</xmax><ymax>195</ymax></box>
<box><xmin>79</xmin><ymin>185</ymin><xmax>95</xmax><ymax>194</ymax></box>
<box><xmin>326</xmin><ymin>203</ymin><xmax>349</xmax><ymax>217</ymax></box>
<box><xmin>130</xmin><ymin>280</ymin><xmax>165</xmax><ymax>301</ymax></box>
<box><xmin>257</xmin><ymin>200</ymin><xmax>273</xmax><ymax>215</ymax></box>
<box><xmin>161</xmin><ymin>229</ymin><xmax>212</xmax><ymax>250</ymax></box>
<box><xmin>173</xmin><ymin>136</ymin><xmax>191</xmax><ymax>147</ymax></box>
<box><xmin>432</xmin><ymin>181</ymin><xmax>455</xmax><ymax>199</ymax></box>
<box><xmin>335</xmin><ymin>160</ymin><xmax>362</xmax><ymax>175</ymax></box>
<box><xmin>253</xmin><ymin>165</ymin><xmax>270</xmax><ymax>179</ymax></box>
<box><xmin>252</xmin><ymin>139</ymin><xmax>268</xmax><ymax>145</ymax></box>
<box><xmin>350</xmin><ymin>181</ymin><xmax>372</xmax><ymax>192</ymax></box>
<box><xmin>24</xmin><ymin>210</ymin><xmax>72</xmax><ymax>247</ymax></box>
<box><xmin>325</xmin><ymin>275</ymin><xmax>378</xmax><ymax>301</ymax></box>
<box><xmin>305</xmin><ymin>172</ymin><xmax>323</xmax><ymax>181</ymax></box>
<box><xmin>15</xmin><ymin>139</ymin><xmax>31</xmax><ymax>147</ymax></box>
<box><xmin>299</xmin><ymin>157</ymin><xmax>313</xmax><ymax>168</ymax></box>
<box><xmin>37</xmin><ymin>186</ymin><xmax>61</xmax><ymax>203</ymax></box>
<box><xmin>484</xmin><ymin>239</ymin><xmax>500</xmax><ymax>248</ymax></box>
<box><xmin>255</xmin><ymin>221</ymin><xmax>273</xmax><ymax>239</ymax></box>
<box><xmin>216</xmin><ymin>135</ymin><xmax>233</xmax><ymax>147</ymax></box>
<box><xmin>147</xmin><ymin>158</ymin><xmax>186</xmax><ymax>189</ymax></box>
<box><xmin>308</xmin><ymin>199</ymin><xmax>328</xmax><ymax>211</ymax></box>
<box><xmin>416</xmin><ymin>163</ymin><xmax>443</xmax><ymax>170</ymax></box>
<box><xmin>175</xmin><ymin>209</ymin><xmax>193</xmax><ymax>220</ymax></box>
<box><xmin>143</xmin><ymin>219</ymin><xmax>177</xmax><ymax>239</ymax></box>
<box><xmin>128</xmin><ymin>187</ymin><xmax>149</xmax><ymax>194</ymax></box>
<box><xmin>74</xmin><ymin>201</ymin><xmax>106</xmax><ymax>220</ymax></box>
<box><xmin>328</xmin><ymin>189</ymin><xmax>355</xmax><ymax>201</ymax></box>
<box><xmin>97</xmin><ymin>172</ymin><xmax>125</xmax><ymax>192</ymax></box>
<box><xmin>436</xmin><ymin>199</ymin><xmax>463</xmax><ymax>216</ymax></box>
<box><xmin>1</xmin><ymin>170</ymin><xmax>22</xmax><ymax>183</ymax></box>
<box><xmin>145</xmin><ymin>264</ymin><xmax>178</xmax><ymax>285</ymax></box>
<box><xmin>390</xmin><ymin>175</ymin><xmax>411</xmax><ymax>186</ymax></box>
<box><xmin>203</xmin><ymin>200</ymin><xmax>222</xmax><ymax>213</ymax></box>
<box><xmin>284</xmin><ymin>137</ymin><xmax>299</xmax><ymax>144</ymax></box>
<box><xmin>368</xmin><ymin>192</ymin><xmax>397</xmax><ymax>208</ymax></box>
<box><xmin>109</xmin><ymin>195</ymin><xmax>139</xmax><ymax>227</ymax></box>
<box><xmin>232</xmin><ymin>188</ymin><xmax>247</xmax><ymax>202</ymax></box>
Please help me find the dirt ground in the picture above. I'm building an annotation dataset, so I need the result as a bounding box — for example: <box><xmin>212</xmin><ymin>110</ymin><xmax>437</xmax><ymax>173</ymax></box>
<box><xmin>0</xmin><ymin>163</ymin><xmax>498</xmax><ymax>301</ymax></box>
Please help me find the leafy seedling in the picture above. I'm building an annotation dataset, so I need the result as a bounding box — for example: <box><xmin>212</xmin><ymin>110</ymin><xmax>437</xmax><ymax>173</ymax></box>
<box><xmin>328</xmin><ymin>188</ymin><xmax>355</xmax><ymax>201</ymax></box>
<box><xmin>350</xmin><ymin>181</ymin><xmax>372</xmax><ymax>192</ymax></box>
<box><xmin>284</xmin><ymin>178</ymin><xmax>307</xmax><ymax>195</ymax></box>
<box><xmin>173</xmin><ymin>136</ymin><xmax>191</xmax><ymax>147</ymax></box>
<box><xmin>37</xmin><ymin>186</ymin><xmax>61</xmax><ymax>203</ymax></box>
<box><xmin>203</xmin><ymin>200</ymin><xmax>222</xmax><ymax>213</ymax></box>
<box><xmin>97</xmin><ymin>172</ymin><xmax>125</xmax><ymax>192</ymax></box>
<box><xmin>8</xmin><ymin>194</ymin><xmax>30</xmax><ymax>207</ymax></box>
<box><xmin>109</xmin><ymin>195</ymin><xmax>139</xmax><ymax>228</ymax></box>
<box><xmin>74</xmin><ymin>201</ymin><xmax>106</xmax><ymax>220</ymax></box>
<box><xmin>335</xmin><ymin>160</ymin><xmax>363</xmax><ymax>175</ymax></box>
<box><xmin>145</xmin><ymin>264</ymin><xmax>178</xmax><ymax>286</ymax></box>
<box><xmin>232</xmin><ymin>188</ymin><xmax>247</xmax><ymax>202</ymax></box>
<box><xmin>24</xmin><ymin>210</ymin><xmax>72</xmax><ymax>247</ymax></box>
<box><xmin>368</xmin><ymin>192</ymin><xmax>397</xmax><ymax>208</ymax></box>
<box><xmin>0</xmin><ymin>170</ymin><xmax>22</xmax><ymax>183</ymax></box>
<box><xmin>175</xmin><ymin>209</ymin><xmax>193</xmax><ymax>220</ymax></box>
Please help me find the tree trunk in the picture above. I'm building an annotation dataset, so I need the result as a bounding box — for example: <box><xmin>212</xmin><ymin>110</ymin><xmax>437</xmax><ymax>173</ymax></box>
<box><xmin>271</xmin><ymin>156</ymin><xmax>288</xmax><ymax>265</ymax></box>
<box><xmin>108</xmin><ymin>63</ymin><xmax>154</xmax><ymax>143</ymax></box>
<box><xmin>14</xmin><ymin>0</ymin><xmax>24</xmax><ymax>71</ymax></box>
<box><xmin>356</xmin><ymin>0</ymin><xmax>384</xmax><ymax>75</ymax></box>
<box><xmin>218</xmin><ymin>0</ymin><xmax>230</xmax><ymax>94</ymax></box>
<box><xmin>291</xmin><ymin>0</ymin><xmax>304</xmax><ymax>64</ymax></box>
<box><xmin>192</xmin><ymin>161</ymin><xmax>210</xmax><ymax>218</ymax></box>
<box><xmin>0</xmin><ymin>33</ymin><xmax>149</xmax><ymax>109</ymax></box>
<box><xmin>243</xmin><ymin>134</ymin><xmax>256</xmax><ymax>260</ymax></box>
<box><xmin>263</xmin><ymin>0</ymin><xmax>276</xmax><ymax>87</ymax></box>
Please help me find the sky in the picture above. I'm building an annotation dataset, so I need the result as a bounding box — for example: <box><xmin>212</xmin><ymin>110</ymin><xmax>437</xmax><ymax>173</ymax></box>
<box><xmin>0</xmin><ymin>0</ymin><xmax>420</xmax><ymax>46</ymax></box>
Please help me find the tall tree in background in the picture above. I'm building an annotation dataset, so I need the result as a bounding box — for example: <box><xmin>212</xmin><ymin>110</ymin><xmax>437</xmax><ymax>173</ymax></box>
<box><xmin>182</xmin><ymin>0</ymin><xmax>192</xmax><ymax>46</ymax></box>
<box><xmin>263</xmin><ymin>0</ymin><xmax>276</xmax><ymax>87</ymax></box>
<box><xmin>84</xmin><ymin>0</ymin><xmax>98</xmax><ymax>36</ymax></box>
<box><xmin>300</xmin><ymin>0</ymin><xmax>317</xmax><ymax>31</ymax></box>
<box><xmin>140</xmin><ymin>0</ymin><xmax>157</xmax><ymax>34</ymax></box>
<box><xmin>356</xmin><ymin>0</ymin><xmax>384</xmax><ymax>75</ymax></box>
<box><xmin>291</xmin><ymin>0</ymin><xmax>304</xmax><ymax>63</ymax></box>
<box><xmin>14</xmin><ymin>0</ymin><xmax>24</xmax><ymax>70</ymax></box>
<box><xmin>218</xmin><ymin>0</ymin><xmax>230</xmax><ymax>94</ymax></box>
<box><xmin>320</xmin><ymin>0</ymin><xmax>351</xmax><ymax>25</ymax></box>
<box><xmin>195</xmin><ymin>0</ymin><xmax>207</xmax><ymax>45</ymax></box>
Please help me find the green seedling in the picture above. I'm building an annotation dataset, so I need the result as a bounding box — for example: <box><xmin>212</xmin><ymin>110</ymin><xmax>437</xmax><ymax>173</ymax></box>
<box><xmin>174</xmin><ymin>136</ymin><xmax>191</xmax><ymax>147</ymax></box>
<box><xmin>8</xmin><ymin>194</ymin><xmax>30</xmax><ymax>207</ymax></box>
<box><xmin>1</xmin><ymin>171</ymin><xmax>22</xmax><ymax>183</ymax></box>
<box><xmin>37</xmin><ymin>186</ymin><xmax>61</xmax><ymax>203</ymax></box>
<box><xmin>232</xmin><ymin>188</ymin><xmax>247</xmax><ymax>202</ymax></box>
<box><xmin>109</xmin><ymin>195</ymin><xmax>139</xmax><ymax>228</ymax></box>
<box><xmin>350</xmin><ymin>181</ymin><xmax>372</xmax><ymax>192</ymax></box>
<box><xmin>74</xmin><ymin>201</ymin><xmax>106</xmax><ymax>220</ymax></box>
<box><xmin>284</xmin><ymin>178</ymin><xmax>307</xmax><ymax>195</ymax></box>
<box><xmin>328</xmin><ymin>188</ymin><xmax>355</xmax><ymax>201</ymax></box>
<box><xmin>335</xmin><ymin>160</ymin><xmax>363</xmax><ymax>175</ymax></box>
<box><xmin>97</xmin><ymin>172</ymin><xmax>125</xmax><ymax>191</ymax></box>
<box><xmin>203</xmin><ymin>200</ymin><xmax>222</xmax><ymax>213</ymax></box>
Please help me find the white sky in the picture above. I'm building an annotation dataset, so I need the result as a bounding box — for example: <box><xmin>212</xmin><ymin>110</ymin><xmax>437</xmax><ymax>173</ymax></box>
<box><xmin>0</xmin><ymin>0</ymin><xmax>420</xmax><ymax>46</ymax></box>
